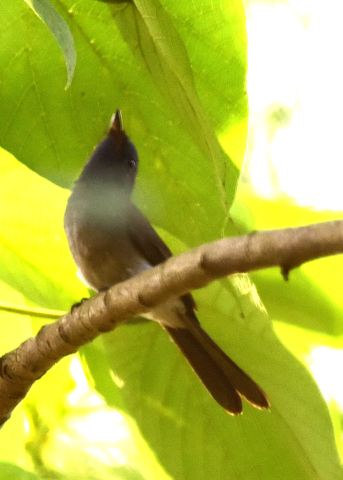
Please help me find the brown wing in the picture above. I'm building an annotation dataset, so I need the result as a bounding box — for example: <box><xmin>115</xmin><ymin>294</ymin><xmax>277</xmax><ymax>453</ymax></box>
<box><xmin>127</xmin><ymin>205</ymin><xmax>173</xmax><ymax>263</ymax></box>
<box><xmin>127</xmin><ymin>205</ymin><xmax>196</xmax><ymax>312</ymax></box>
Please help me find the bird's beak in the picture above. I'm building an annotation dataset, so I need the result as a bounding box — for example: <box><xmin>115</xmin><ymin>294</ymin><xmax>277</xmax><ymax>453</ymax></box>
<box><xmin>110</xmin><ymin>109</ymin><xmax>123</xmax><ymax>132</ymax></box>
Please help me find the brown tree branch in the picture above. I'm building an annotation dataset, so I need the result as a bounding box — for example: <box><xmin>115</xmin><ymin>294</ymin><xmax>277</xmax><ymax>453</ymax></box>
<box><xmin>1</xmin><ymin>220</ymin><xmax>343</xmax><ymax>424</ymax></box>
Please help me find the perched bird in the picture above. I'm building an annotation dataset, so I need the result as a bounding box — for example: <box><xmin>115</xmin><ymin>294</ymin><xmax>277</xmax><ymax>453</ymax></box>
<box><xmin>64</xmin><ymin>110</ymin><xmax>269</xmax><ymax>414</ymax></box>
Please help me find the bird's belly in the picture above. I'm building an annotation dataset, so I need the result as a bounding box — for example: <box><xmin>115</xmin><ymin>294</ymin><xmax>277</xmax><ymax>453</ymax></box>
<box><xmin>65</xmin><ymin>222</ymin><xmax>148</xmax><ymax>291</ymax></box>
<box><xmin>143</xmin><ymin>298</ymin><xmax>186</xmax><ymax>328</ymax></box>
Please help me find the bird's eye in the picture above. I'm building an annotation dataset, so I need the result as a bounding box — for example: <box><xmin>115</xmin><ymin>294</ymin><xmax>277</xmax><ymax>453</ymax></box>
<box><xmin>128</xmin><ymin>158</ymin><xmax>136</xmax><ymax>169</ymax></box>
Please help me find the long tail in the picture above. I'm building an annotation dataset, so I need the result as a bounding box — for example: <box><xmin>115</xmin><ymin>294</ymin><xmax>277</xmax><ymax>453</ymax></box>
<box><xmin>164</xmin><ymin>319</ymin><xmax>269</xmax><ymax>415</ymax></box>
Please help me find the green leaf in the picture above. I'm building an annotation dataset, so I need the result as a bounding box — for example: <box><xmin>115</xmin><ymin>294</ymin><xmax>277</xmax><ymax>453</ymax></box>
<box><xmin>0</xmin><ymin>464</ymin><xmax>38</xmax><ymax>480</ymax></box>
<box><xmin>85</xmin><ymin>275</ymin><xmax>342</xmax><ymax>480</ymax></box>
<box><xmin>0</xmin><ymin>0</ymin><xmax>245</xmax><ymax>244</ymax></box>
<box><xmin>23</xmin><ymin>0</ymin><xmax>76</xmax><ymax>88</ymax></box>
<box><xmin>0</xmin><ymin>147</ymin><xmax>86</xmax><ymax>312</ymax></box>
<box><xmin>118</xmin><ymin>0</ymin><xmax>238</xmax><ymax>209</ymax></box>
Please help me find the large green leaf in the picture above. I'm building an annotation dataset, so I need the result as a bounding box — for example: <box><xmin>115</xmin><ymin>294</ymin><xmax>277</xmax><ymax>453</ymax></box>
<box><xmin>0</xmin><ymin>0</ymin><xmax>245</xmax><ymax>245</ymax></box>
<box><xmin>0</xmin><ymin>148</ymin><xmax>85</xmax><ymax>311</ymax></box>
<box><xmin>85</xmin><ymin>276</ymin><xmax>342</xmax><ymax>480</ymax></box>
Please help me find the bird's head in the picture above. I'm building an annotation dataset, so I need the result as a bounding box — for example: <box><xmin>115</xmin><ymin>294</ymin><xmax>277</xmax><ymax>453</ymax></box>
<box><xmin>78</xmin><ymin>110</ymin><xmax>138</xmax><ymax>196</ymax></box>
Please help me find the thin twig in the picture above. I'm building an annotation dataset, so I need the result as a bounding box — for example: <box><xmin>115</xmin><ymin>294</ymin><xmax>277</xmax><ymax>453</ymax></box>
<box><xmin>0</xmin><ymin>303</ymin><xmax>64</xmax><ymax>319</ymax></box>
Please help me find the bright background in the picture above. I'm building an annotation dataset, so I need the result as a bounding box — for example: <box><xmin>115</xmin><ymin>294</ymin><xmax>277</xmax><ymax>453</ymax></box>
<box><xmin>244</xmin><ymin>0</ymin><xmax>343</xmax><ymax>456</ymax></box>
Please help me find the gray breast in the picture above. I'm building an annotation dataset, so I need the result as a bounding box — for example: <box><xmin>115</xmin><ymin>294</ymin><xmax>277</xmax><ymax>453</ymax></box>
<box><xmin>64</xmin><ymin>189</ymin><xmax>149</xmax><ymax>291</ymax></box>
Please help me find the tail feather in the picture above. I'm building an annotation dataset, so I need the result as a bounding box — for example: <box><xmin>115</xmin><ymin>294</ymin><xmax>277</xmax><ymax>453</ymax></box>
<box><xmin>165</xmin><ymin>322</ymin><xmax>269</xmax><ymax>414</ymax></box>
<box><xmin>166</xmin><ymin>327</ymin><xmax>243</xmax><ymax>414</ymax></box>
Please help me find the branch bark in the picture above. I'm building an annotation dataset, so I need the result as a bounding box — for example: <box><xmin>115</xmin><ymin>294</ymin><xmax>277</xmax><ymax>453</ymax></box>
<box><xmin>1</xmin><ymin>220</ymin><xmax>343</xmax><ymax>424</ymax></box>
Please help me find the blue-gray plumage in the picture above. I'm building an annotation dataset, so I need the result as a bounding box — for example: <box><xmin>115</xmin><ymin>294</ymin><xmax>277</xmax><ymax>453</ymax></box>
<box><xmin>64</xmin><ymin>111</ymin><xmax>269</xmax><ymax>414</ymax></box>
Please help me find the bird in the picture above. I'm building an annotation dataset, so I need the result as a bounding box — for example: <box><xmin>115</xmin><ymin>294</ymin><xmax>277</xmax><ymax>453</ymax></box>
<box><xmin>64</xmin><ymin>110</ymin><xmax>270</xmax><ymax>414</ymax></box>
